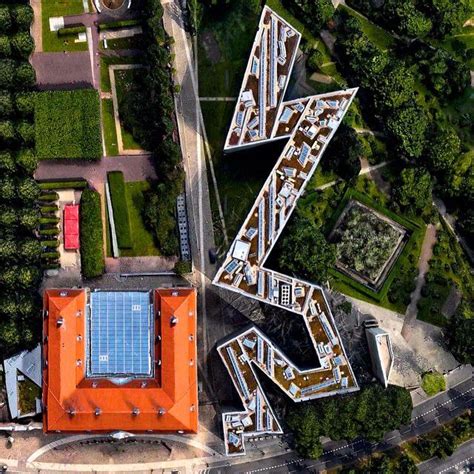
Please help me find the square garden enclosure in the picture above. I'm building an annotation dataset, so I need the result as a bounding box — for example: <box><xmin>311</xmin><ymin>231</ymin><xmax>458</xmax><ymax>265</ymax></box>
<box><xmin>329</xmin><ymin>200</ymin><xmax>408</xmax><ymax>291</ymax></box>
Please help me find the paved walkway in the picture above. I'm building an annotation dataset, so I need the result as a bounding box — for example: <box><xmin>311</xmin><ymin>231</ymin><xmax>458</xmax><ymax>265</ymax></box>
<box><xmin>105</xmin><ymin>256</ymin><xmax>178</xmax><ymax>273</ymax></box>
<box><xmin>30</xmin><ymin>0</ymin><xmax>42</xmax><ymax>52</ymax></box>
<box><xmin>402</xmin><ymin>224</ymin><xmax>437</xmax><ymax>340</ymax></box>
<box><xmin>35</xmin><ymin>155</ymin><xmax>157</xmax><ymax>190</ymax></box>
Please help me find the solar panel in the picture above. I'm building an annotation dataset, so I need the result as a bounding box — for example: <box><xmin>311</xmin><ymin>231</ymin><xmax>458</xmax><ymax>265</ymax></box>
<box><xmin>88</xmin><ymin>291</ymin><xmax>153</xmax><ymax>378</ymax></box>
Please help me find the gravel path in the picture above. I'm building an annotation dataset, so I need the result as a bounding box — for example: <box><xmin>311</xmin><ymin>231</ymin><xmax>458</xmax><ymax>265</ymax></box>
<box><xmin>30</xmin><ymin>0</ymin><xmax>42</xmax><ymax>52</ymax></box>
<box><xmin>402</xmin><ymin>223</ymin><xmax>437</xmax><ymax>339</ymax></box>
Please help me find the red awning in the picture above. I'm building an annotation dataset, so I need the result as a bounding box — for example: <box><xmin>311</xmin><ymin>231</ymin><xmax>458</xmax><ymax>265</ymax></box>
<box><xmin>64</xmin><ymin>204</ymin><xmax>80</xmax><ymax>250</ymax></box>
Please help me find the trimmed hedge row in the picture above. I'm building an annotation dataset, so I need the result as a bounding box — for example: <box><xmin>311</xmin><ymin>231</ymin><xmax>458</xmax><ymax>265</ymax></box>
<box><xmin>107</xmin><ymin>171</ymin><xmax>132</xmax><ymax>249</ymax></box>
<box><xmin>38</xmin><ymin>179</ymin><xmax>87</xmax><ymax>190</ymax></box>
<box><xmin>35</xmin><ymin>89</ymin><xmax>102</xmax><ymax>160</ymax></box>
<box><xmin>79</xmin><ymin>189</ymin><xmax>105</xmax><ymax>278</ymax></box>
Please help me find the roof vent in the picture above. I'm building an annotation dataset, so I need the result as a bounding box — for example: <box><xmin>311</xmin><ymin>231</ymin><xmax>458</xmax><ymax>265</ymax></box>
<box><xmin>43</xmin><ymin>310</ymin><xmax>48</xmax><ymax>319</ymax></box>
<box><xmin>177</xmin><ymin>430</ymin><xmax>184</xmax><ymax>434</ymax></box>
<box><xmin>172</xmin><ymin>291</ymin><xmax>178</xmax><ymax>296</ymax></box>
<box><xmin>76</xmin><ymin>359</ymin><xmax>82</xmax><ymax>367</ymax></box>
<box><xmin>155</xmin><ymin>335</ymin><xmax>161</xmax><ymax>342</ymax></box>
<box><xmin>76</xmin><ymin>310</ymin><xmax>82</xmax><ymax>317</ymax></box>
<box><xmin>170</xmin><ymin>316</ymin><xmax>178</xmax><ymax>326</ymax></box>
<box><xmin>132</xmin><ymin>407</ymin><xmax>140</xmax><ymax>416</ymax></box>
<box><xmin>189</xmin><ymin>334</ymin><xmax>194</xmax><ymax>341</ymax></box>
<box><xmin>190</xmin><ymin>405</ymin><xmax>195</xmax><ymax>412</ymax></box>
<box><xmin>94</xmin><ymin>407</ymin><xmax>101</xmax><ymax>416</ymax></box>
<box><xmin>158</xmin><ymin>408</ymin><xmax>166</xmax><ymax>416</ymax></box>
<box><xmin>59</xmin><ymin>291</ymin><xmax>68</xmax><ymax>297</ymax></box>
<box><xmin>92</xmin><ymin>381</ymin><xmax>98</xmax><ymax>388</ymax></box>
<box><xmin>189</xmin><ymin>359</ymin><xmax>194</xmax><ymax>366</ymax></box>
<box><xmin>67</xmin><ymin>408</ymin><xmax>76</xmax><ymax>417</ymax></box>
<box><xmin>77</xmin><ymin>335</ymin><xmax>82</xmax><ymax>341</ymax></box>
<box><xmin>140</xmin><ymin>382</ymin><xmax>147</xmax><ymax>388</ymax></box>
<box><xmin>56</xmin><ymin>317</ymin><xmax>64</xmax><ymax>327</ymax></box>
<box><xmin>43</xmin><ymin>336</ymin><xmax>48</xmax><ymax>343</ymax></box>
<box><xmin>156</xmin><ymin>359</ymin><xmax>161</xmax><ymax>366</ymax></box>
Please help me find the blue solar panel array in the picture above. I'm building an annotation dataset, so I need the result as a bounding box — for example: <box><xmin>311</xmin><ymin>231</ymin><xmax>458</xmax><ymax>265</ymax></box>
<box><xmin>88</xmin><ymin>291</ymin><xmax>153</xmax><ymax>377</ymax></box>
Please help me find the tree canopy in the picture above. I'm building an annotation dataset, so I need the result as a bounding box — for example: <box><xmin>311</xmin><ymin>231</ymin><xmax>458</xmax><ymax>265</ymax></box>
<box><xmin>393</xmin><ymin>167</ymin><xmax>433</xmax><ymax>212</ymax></box>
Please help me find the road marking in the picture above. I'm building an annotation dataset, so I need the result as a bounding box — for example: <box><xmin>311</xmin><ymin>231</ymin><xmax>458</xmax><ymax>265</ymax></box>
<box><xmin>200</xmin><ymin>97</ymin><xmax>237</xmax><ymax>101</ymax></box>
<box><xmin>437</xmin><ymin>457</ymin><xmax>473</xmax><ymax>474</ymax></box>
<box><xmin>412</xmin><ymin>389</ymin><xmax>472</xmax><ymax>420</ymax></box>
<box><xmin>244</xmin><ymin>458</ymin><xmax>304</xmax><ymax>473</ymax></box>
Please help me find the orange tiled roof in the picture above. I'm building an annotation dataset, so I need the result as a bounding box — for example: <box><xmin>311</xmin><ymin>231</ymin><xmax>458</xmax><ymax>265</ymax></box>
<box><xmin>42</xmin><ymin>288</ymin><xmax>198</xmax><ymax>433</ymax></box>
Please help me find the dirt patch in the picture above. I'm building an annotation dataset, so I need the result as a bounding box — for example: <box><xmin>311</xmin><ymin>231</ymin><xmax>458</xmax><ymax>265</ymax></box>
<box><xmin>201</xmin><ymin>30</ymin><xmax>221</xmax><ymax>64</ymax></box>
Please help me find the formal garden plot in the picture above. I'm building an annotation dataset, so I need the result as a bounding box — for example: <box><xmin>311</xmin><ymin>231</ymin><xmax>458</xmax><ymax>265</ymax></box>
<box><xmin>329</xmin><ymin>200</ymin><xmax>408</xmax><ymax>291</ymax></box>
<box><xmin>35</xmin><ymin>89</ymin><xmax>102</xmax><ymax>160</ymax></box>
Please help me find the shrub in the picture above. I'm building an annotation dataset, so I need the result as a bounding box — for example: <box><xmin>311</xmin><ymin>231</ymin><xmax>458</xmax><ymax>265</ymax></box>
<box><xmin>79</xmin><ymin>189</ymin><xmax>105</xmax><ymax>278</ymax></box>
<box><xmin>35</xmin><ymin>89</ymin><xmax>102</xmax><ymax>160</ymax></box>
<box><xmin>0</xmin><ymin>59</ymin><xmax>14</xmax><ymax>86</ymax></box>
<box><xmin>0</xmin><ymin>6</ymin><xmax>11</xmax><ymax>34</ymax></box>
<box><xmin>16</xmin><ymin>149</ymin><xmax>37</xmax><ymax>174</ymax></box>
<box><xmin>39</xmin><ymin>228</ymin><xmax>59</xmax><ymax>236</ymax></box>
<box><xmin>0</xmin><ymin>120</ymin><xmax>15</xmax><ymax>142</ymax></box>
<box><xmin>11</xmin><ymin>5</ymin><xmax>33</xmax><ymax>31</ymax></box>
<box><xmin>41</xmin><ymin>240</ymin><xmax>59</xmax><ymax>248</ymax></box>
<box><xmin>39</xmin><ymin>217</ymin><xmax>59</xmax><ymax>225</ymax></box>
<box><xmin>174</xmin><ymin>259</ymin><xmax>192</xmax><ymax>275</ymax></box>
<box><xmin>18</xmin><ymin>208</ymin><xmax>39</xmax><ymax>230</ymax></box>
<box><xmin>41</xmin><ymin>251</ymin><xmax>60</xmax><ymax>260</ymax></box>
<box><xmin>422</xmin><ymin>371</ymin><xmax>446</xmax><ymax>396</ymax></box>
<box><xmin>0</xmin><ymin>176</ymin><xmax>15</xmax><ymax>200</ymax></box>
<box><xmin>0</xmin><ymin>150</ymin><xmax>15</xmax><ymax>172</ymax></box>
<box><xmin>17</xmin><ymin>177</ymin><xmax>39</xmax><ymax>203</ymax></box>
<box><xmin>107</xmin><ymin>171</ymin><xmax>132</xmax><ymax>249</ymax></box>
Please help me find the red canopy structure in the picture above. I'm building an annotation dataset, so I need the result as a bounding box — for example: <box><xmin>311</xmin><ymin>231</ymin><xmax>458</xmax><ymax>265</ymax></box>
<box><xmin>64</xmin><ymin>204</ymin><xmax>79</xmax><ymax>250</ymax></box>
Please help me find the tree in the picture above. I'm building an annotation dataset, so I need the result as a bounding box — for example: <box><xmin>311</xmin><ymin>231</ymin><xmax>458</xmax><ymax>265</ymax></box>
<box><xmin>15</xmin><ymin>62</ymin><xmax>35</xmax><ymax>88</ymax></box>
<box><xmin>17</xmin><ymin>266</ymin><xmax>40</xmax><ymax>289</ymax></box>
<box><xmin>17</xmin><ymin>177</ymin><xmax>39</xmax><ymax>203</ymax></box>
<box><xmin>386</xmin><ymin>103</ymin><xmax>427</xmax><ymax>158</ymax></box>
<box><xmin>16</xmin><ymin>148</ymin><xmax>37</xmax><ymax>174</ymax></box>
<box><xmin>422</xmin><ymin>0</ymin><xmax>471</xmax><ymax>38</ymax></box>
<box><xmin>0</xmin><ymin>176</ymin><xmax>15</xmax><ymax>201</ymax></box>
<box><xmin>0</xmin><ymin>238</ymin><xmax>16</xmax><ymax>260</ymax></box>
<box><xmin>393</xmin><ymin>167</ymin><xmax>433</xmax><ymax>212</ymax></box>
<box><xmin>11</xmin><ymin>32</ymin><xmax>34</xmax><ymax>59</ymax></box>
<box><xmin>287</xmin><ymin>404</ymin><xmax>323</xmax><ymax>459</ymax></box>
<box><xmin>18</xmin><ymin>207</ymin><xmax>39</xmax><ymax>230</ymax></box>
<box><xmin>17</xmin><ymin>120</ymin><xmax>34</xmax><ymax>145</ymax></box>
<box><xmin>0</xmin><ymin>318</ymin><xmax>21</xmax><ymax>350</ymax></box>
<box><xmin>0</xmin><ymin>120</ymin><xmax>15</xmax><ymax>143</ymax></box>
<box><xmin>383</xmin><ymin>0</ymin><xmax>432</xmax><ymax>37</ymax></box>
<box><xmin>322</xmin><ymin>123</ymin><xmax>361</xmax><ymax>180</ymax></box>
<box><xmin>19</xmin><ymin>238</ymin><xmax>41</xmax><ymax>263</ymax></box>
<box><xmin>0</xmin><ymin>91</ymin><xmax>13</xmax><ymax>115</ymax></box>
<box><xmin>0</xmin><ymin>35</ymin><xmax>11</xmax><ymax>57</ymax></box>
<box><xmin>15</xmin><ymin>92</ymin><xmax>35</xmax><ymax>116</ymax></box>
<box><xmin>278</xmin><ymin>215</ymin><xmax>336</xmax><ymax>282</ymax></box>
<box><xmin>0</xmin><ymin>6</ymin><xmax>11</xmax><ymax>34</ymax></box>
<box><xmin>445</xmin><ymin>300</ymin><xmax>473</xmax><ymax>364</ymax></box>
<box><xmin>0</xmin><ymin>58</ymin><xmax>14</xmax><ymax>87</ymax></box>
<box><xmin>0</xmin><ymin>205</ymin><xmax>17</xmax><ymax>226</ymax></box>
<box><xmin>426</xmin><ymin>125</ymin><xmax>461</xmax><ymax>174</ymax></box>
<box><xmin>11</xmin><ymin>5</ymin><xmax>33</xmax><ymax>31</ymax></box>
<box><xmin>0</xmin><ymin>150</ymin><xmax>15</xmax><ymax>173</ymax></box>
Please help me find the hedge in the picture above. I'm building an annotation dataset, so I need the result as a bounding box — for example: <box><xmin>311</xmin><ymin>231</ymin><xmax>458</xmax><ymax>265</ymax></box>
<box><xmin>79</xmin><ymin>189</ymin><xmax>105</xmax><ymax>278</ymax></box>
<box><xmin>39</xmin><ymin>216</ymin><xmax>59</xmax><ymax>225</ymax></box>
<box><xmin>98</xmin><ymin>19</ymin><xmax>141</xmax><ymax>31</ymax></box>
<box><xmin>57</xmin><ymin>26</ymin><xmax>86</xmax><ymax>36</ymax></box>
<box><xmin>39</xmin><ymin>228</ymin><xmax>59</xmax><ymax>236</ymax></box>
<box><xmin>107</xmin><ymin>171</ymin><xmax>132</xmax><ymax>249</ymax></box>
<box><xmin>39</xmin><ymin>205</ymin><xmax>58</xmax><ymax>213</ymax></box>
<box><xmin>41</xmin><ymin>251</ymin><xmax>60</xmax><ymax>260</ymax></box>
<box><xmin>38</xmin><ymin>179</ymin><xmax>87</xmax><ymax>190</ymax></box>
<box><xmin>41</xmin><ymin>240</ymin><xmax>59</xmax><ymax>248</ymax></box>
<box><xmin>34</xmin><ymin>89</ymin><xmax>102</xmax><ymax>160</ymax></box>
<box><xmin>38</xmin><ymin>192</ymin><xmax>58</xmax><ymax>201</ymax></box>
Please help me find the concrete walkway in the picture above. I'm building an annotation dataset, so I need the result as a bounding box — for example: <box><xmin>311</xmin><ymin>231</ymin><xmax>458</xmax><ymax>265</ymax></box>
<box><xmin>402</xmin><ymin>224</ymin><xmax>437</xmax><ymax>340</ymax></box>
<box><xmin>30</xmin><ymin>0</ymin><xmax>43</xmax><ymax>52</ymax></box>
<box><xmin>35</xmin><ymin>155</ymin><xmax>157</xmax><ymax>190</ymax></box>
<box><xmin>105</xmin><ymin>256</ymin><xmax>178</xmax><ymax>273</ymax></box>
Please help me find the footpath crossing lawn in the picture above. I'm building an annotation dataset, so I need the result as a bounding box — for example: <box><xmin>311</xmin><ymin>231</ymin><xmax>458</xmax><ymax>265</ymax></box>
<box><xmin>41</xmin><ymin>0</ymin><xmax>88</xmax><ymax>52</ymax></box>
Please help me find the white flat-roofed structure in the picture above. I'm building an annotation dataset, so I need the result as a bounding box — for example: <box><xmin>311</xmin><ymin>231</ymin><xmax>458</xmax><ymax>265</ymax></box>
<box><xmin>366</xmin><ymin>327</ymin><xmax>394</xmax><ymax>388</ymax></box>
<box><xmin>214</xmin><ymin>6</ymin><xmax>360</xmax><ymax>457</ymax></box>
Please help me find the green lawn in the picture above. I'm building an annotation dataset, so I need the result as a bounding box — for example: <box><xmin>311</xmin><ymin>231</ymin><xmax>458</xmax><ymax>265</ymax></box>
<box><xmin>119</xmin><ymin>181</ymin><xmax>160</xmax><ymax>257</ymax></box>
<box><xmin>41</xmin><ymin>0</ymin><xmax>88</xmax><ymax>52</ymax></box>
<box><xmin>35</xmin><ymin>89</ymin><xmax>102</xmax><ymax>160</ymax></box>
<box><xmin>101</xmin><ymin>99</ymin><xmax>118</xmax><ymax>156</ymax></box>
<box><xmin>18</xmin><ymin>377</ymin><xmax>41</xmax><ymax>415</ymax></box>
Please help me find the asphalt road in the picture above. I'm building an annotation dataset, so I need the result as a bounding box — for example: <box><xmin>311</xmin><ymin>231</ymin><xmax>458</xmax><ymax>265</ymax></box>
<box><xmin>212</xmin><ymin>376</ymin><xmax>473</xmax><ymax>473</ymax></box>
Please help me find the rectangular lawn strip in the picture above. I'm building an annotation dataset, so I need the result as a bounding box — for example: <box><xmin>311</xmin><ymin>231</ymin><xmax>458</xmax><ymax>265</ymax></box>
<box><xmin>107</xmin><ymin>171</ymin><xmax>132</xmax><ymax>249</ymax></box>
<box><xmin>41</xmin><ymin>0</ymin><xmax>88</xmax><ymax>52</ymax></box>
<box><xmin>80</xmin><ymin>189</ymin><xmax>105</xmax><ymax>278</ymax></box>
<box><xmin>35</xmin><ymin>90</ymin><xmax>102</xmax><ymax>160</ymax></box>
<box><xmin>101</xmin><ymin>99</ymin><xmax>119</xmax><ymax>156</ymax></box>
<box><xmin>119</xmin><ymin>181</ymin><xmax>160</xmax><ymax>257</ymax></box>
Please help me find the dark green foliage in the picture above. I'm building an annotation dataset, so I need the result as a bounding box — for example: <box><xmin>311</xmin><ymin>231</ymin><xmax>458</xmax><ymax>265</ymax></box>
<box><xmin>11</xmin><ymin>5</ymin><xmax>33</xmax><ymax>32</ymax></box>
<box><xmin>286</xmin><ymin>384</ymin><xmax>412</xmax><ymax>458</ymax></box>
<box><xmin>34</xmin><ymin>89</ymin><xmax>102</xmax><ymax>160</ymax></box>
<box><xmin>0</xmin><ymin>149</ymin><xmax>14</xmax><ymax>172</ymax></box>
<box><xmin>0</xmin><ymin>35</ymin><xmax>11</xmax><ymax>56</ymax></box>
<box><xmin>107</xmin><ymin>171</ymin><xmax>132</xmax><ymax>249</ymax></box>
<box><xmin>0</xmin><ymin>90</ymin><xmax>12</xmax><ymax>115</ymax></box>
<box><xmin>11</xmin><ymin>31</ymin><xmax>34</xmax><ymax>58</ymax></box>
<box><xmin>17</xmin><ymin>177</ymin><xmax>39</xmax><ymax>203</ymax></box>
<box><xmin>79</xmin><ymin>189</ymin><xmax>105</xmax><ymax>278</ymax></box>
<box><xmin>38</xmin><ymin>191</ymin><xmax>59</xmax><ymax>201</ymax></box>
<box><xmin>15</xmin><ymin>91</ymin><xmax>34</xmax><ymax>116</ymax></box>
<box><xmin>0</xmin><ymin>6</ymin><xmax>11</xmax><ymax>34</ymax></box>
<box><xmin>278</xmin><ymin>214</ymin><xmax>336</xmax><ymax>282</ymax></box>
<box><xmin>283</xmin><ymin>0</ymin><xmax>334</xmax><ymax>34</ymax></box>
<box><xmin>445</xmin><ymin>300</ymin><xmax>473</xmax><ymax>364</ymax></box>
<box><xmin>420</xmin><ymin>0</ymin><xmax>472</xmax><ymax>38</ymax></box>
<box><xmin>38</xmin><ymin>179</ymin><xmax>87</xmax><ymax>190</ymax></box>
<box><xmin>14</xmin><ymin>61</ymin><xmax>35</xmax><ymax>88</ymax></box>
<box><xmin>17</xmin><ymin>120</ymin><xmax>34</xmax><ymax>144</ymax></box>
<box><xmin>393</xmin><ymin>167</ymin><xmax>433</xmax><ymax>212</ymax></box>
<box><xmin>16</xmin><ymin>148</ymin><xmax>37</xmax><ymax>174</ymax></box>
<box><xmin>386</xmin><ymin>102</ymin><xmax>427</xmax><ymax>159</ymax></box>
<box><xmin>174</xmin><ymin>259</ymin><xmax>192</xmax><ymax>275</ymax></box>
<box><xmin>0</xmin><ymin>119</ymin><xmax>14</xmax><ymax>142</ymax></box>
<box><xmin>322</xmin><ymin>123</ymin><xmax>361</xmax><ymax>181</ymax></box>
